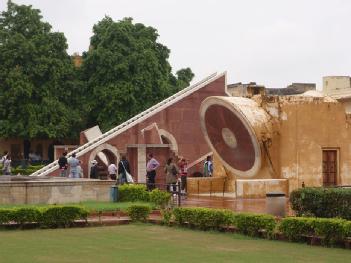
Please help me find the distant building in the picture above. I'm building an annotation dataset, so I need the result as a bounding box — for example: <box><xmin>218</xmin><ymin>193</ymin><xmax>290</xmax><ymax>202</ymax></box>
<box><xmin>227</xmin><ymin>82</ymin><xmax>265</xmax><ymax>97</ymax></box>
<box><xmin>72</xmin><ymin>52</ymin><xmax>82</xmax><ymax>68</ymax></box>
<box><xmin>227</xmin><ymin>82</ymin><xmax>316</xmax><ymax>97</ymax></box>
<box><xmin>266</xmin><ymin>83</ymin><xmax>316</xmax><ymax>95</ymax></box>
<box><xmin>323</xmin><ymin>76</ymin><xmax>351</xmax><ymax>113</ymax></box>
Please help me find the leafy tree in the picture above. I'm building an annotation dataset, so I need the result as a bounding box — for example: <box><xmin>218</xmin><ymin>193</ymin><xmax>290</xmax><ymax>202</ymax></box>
<box><xmin>0</xmin><ymin>1</ymin><xmax>85</xmax><ymax>139</ymax></box>
<box><xmin>81</xmin><ymin>17</ymin><xmax>194</xmax><ymax>131</ymax></box>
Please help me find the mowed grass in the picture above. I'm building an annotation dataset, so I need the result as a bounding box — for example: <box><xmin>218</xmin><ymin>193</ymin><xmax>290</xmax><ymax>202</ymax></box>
<box><xmin>0</xmin><ymin>224</ymin><xmax>350</xmax><ymax>263</ymax></box>
<box><xmin>0</xmin><ymin>201</ymin><xmax>154</xmax><ymax>212</ymax></box>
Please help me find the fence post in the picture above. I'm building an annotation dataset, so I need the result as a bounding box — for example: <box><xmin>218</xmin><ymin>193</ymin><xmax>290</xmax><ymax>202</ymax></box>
<box><xmin>178</xmin><ymin>181</ymin><xmax>181</xmax><ymax>206</ymax></box>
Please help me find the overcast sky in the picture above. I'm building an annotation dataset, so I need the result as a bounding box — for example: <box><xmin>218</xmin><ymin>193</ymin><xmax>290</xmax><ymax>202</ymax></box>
<box><xmin>1</xmin><ymin>0</ymin><xmax>351</xmax><ymax>89</ymax></box>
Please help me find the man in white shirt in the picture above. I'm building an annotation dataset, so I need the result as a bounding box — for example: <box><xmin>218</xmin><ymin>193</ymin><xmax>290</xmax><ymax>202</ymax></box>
<box><xmin>108</xmin><ymin>163</ymin><xmax>118</xmax><ymax>180</ymax></box>
<box><xmin>1</xmin><ymin>151</ymin><xmax>8</xmax><ymax>175</ymax></box>
<box><xmin>68</xmin><ymin>153</ymin><xmax>80</xmax><ymax>178</ymax></box>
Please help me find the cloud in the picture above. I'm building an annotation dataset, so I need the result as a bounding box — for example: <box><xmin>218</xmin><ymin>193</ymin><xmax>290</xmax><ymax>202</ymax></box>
<box><xmin>1</xmin><ymin>0</ymin><xmax>351</xmax><ymax>88</ymax></box>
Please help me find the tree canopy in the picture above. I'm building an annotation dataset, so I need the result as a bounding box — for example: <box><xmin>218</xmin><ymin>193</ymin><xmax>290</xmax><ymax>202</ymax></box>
<box><xmin>81</xmin><ymin>17</ymin><xmax>194</xmax><ymax>131</ymax></box>
<box><xmin>0</xmin><ymin>1</ymin><xmax>85</xmax><ymax>139</ymax></box>
<box><xmin>0</xmin><ymin>2</ymin><xmax>194</xmax><ymax>139</ymax></box>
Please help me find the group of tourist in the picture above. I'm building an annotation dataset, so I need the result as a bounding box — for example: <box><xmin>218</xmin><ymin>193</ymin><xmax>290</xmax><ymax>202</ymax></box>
<box><xmin>152</xmin><ymin>154</ymin><xmax>214</xmax><ymax>194</ymax></box>
<box><xmin>2</xmin><ymin>149</ymin><xmax>214</xmax><ymax>193</ymax></box>
<box><xmin>58</xmin><ymin>152</ymin><xmax>83</xmax><ymax>178</ymax></box>
<box><xmin>3</xmin><ymin>149</ymin><xmax>214</xmax><ymax>194</ymax></box>
<box><xmin>0</xmin><ymin>150</ymin><xmax>46</xmax><ymax>176</ymax></box>
<box><xmin>58</xmin><ymin>151</ymin><xmax>132</xmax><ymax>183</ymax></box>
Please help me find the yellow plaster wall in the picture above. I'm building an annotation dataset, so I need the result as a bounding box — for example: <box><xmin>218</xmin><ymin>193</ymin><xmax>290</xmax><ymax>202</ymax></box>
<box><xmin>278</xmin><ymin>99</ymin><xmax>351</xmax><ymax>190</ymax></box>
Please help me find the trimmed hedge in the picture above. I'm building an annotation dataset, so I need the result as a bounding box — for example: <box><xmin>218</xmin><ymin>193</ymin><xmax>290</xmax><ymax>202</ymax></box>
<box><xmin>173</xmin><ymin>207</ymin><xmax>276</xmax><ymax>236</ymax></box>
<box><xmin>278</xmin><ymin>217</ymin><xmax>314</xmax><ymax>242</ymax></box>
<box><xmin>40</xmin><ymin>206</ymin><xmax>89</xmax><ymax>228</ymax></box>
<box><xmin>279</xmin><ymin>217</ymin><xmax>349</xmax><ymax>246</ymax></box>
<box><xmin>119</xmin><ymin>185</ymin><xmax>171</xmax><ymax>208</ymax></box>
<box><xmin>173</xmin><ymin>208</ymin><xmax>233</xmax><ymax>230</ymax></box>
<box><xmin>127</xmin><ymin>205</ymin><xmax>151</xmax><ymax>222</ymax></box>
<box><xmin>118</xmin><ymin>184</ymin><xmax>150</xmax><ymax>202</ymax></box>
<box><xmin>12</xmin><ymin>208</ymin><xmax>41</xmax><ymax>226</ymax></box>
<box><xmin>149</xmin><ymin>189</ymin><xmax>171</xmax><ymax>208</ymax></box>
<box><xmin>11</xmin><ymin>165</ymin><xmax>45</xmax><ymax>176</ymax></box>
<box><xmin>234</xmin><ymin>213</ymin><xmax>276</xmax><ymax>238</ymax></box>
<box><xmin>0</xmin><ymin>206</ymin><xmax>88</xmax><ymax>228</ymax></box>
<box><xmin>170</xmin><ymin>207</ymin><xmax>351</xmax><ymax>247</ymax></box>
<box><xmin>290</xmin><ymin>187</ymin><xmax>351</xmax><ymax>219</ymax></box>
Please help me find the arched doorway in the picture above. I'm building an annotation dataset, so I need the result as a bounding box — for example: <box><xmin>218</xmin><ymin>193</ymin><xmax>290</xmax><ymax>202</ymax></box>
<box><xmin>87</xmin><ymin>143</ymin><xmax>119</xmax><ymax>178</ymax></box>
<box><xmin>158</xmin><ymin>129</ymin><xmax>179</xmax><ymax>155</ymax></box>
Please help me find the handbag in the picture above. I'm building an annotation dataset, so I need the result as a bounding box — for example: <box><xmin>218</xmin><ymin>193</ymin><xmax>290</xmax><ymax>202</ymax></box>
<box><xmin>121</xmin><ymin>161</ymin><xmax>134</xmax><ymax>183</ymax></box>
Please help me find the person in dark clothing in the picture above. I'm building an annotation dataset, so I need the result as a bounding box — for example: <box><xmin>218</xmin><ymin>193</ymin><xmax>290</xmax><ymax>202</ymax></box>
<box><xmin>118</xmin><ymin>155</ymin><xmax>130</xmax><ymax>185</ymax></box>
<box><xmin>90</xmin><ymin>160</ymin><xmax>99</xmax><ymax>179</ymax></box>
<box><xmin>58</xmin><ymin>152</ymin><xmax>68</xmax><ymax>177</ymax></box>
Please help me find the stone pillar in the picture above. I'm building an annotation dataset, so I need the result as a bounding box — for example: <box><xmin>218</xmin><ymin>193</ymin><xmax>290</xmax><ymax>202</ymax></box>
<box><xmin>138</xmin><ymin>146</ymin><xmax>147</xmax><ymax>183</ymax></box>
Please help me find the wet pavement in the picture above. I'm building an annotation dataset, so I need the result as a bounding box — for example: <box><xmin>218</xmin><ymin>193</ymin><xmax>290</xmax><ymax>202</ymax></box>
<box><xmin>181</xmin><ymin>195</ymin><xmax>293</xmax><ymax>216</ymax></box>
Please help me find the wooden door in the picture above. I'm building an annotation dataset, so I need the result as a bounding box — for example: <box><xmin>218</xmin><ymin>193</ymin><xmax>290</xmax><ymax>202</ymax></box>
<box><xmin>322</xmin><ymin>150</ymin><xmax>337</xmax><ymax>186</ymax></box>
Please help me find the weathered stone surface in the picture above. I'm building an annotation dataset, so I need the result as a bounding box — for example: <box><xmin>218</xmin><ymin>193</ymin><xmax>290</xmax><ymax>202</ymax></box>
<box><xmin>0</xmin><ymin>179</ymin><xmax>115</xmax><ymax>205</ymax></box>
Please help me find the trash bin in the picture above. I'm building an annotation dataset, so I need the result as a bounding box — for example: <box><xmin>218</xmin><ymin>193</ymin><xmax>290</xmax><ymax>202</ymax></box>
<box><xmin>110</xmin><ymin>185</ymin><xmax>118</xmax><ymax>202</ymax></box>
<box><xmin>266</xmin><ymin>192</ymin><xmax>286</xmax><ymax>217</ymax></box>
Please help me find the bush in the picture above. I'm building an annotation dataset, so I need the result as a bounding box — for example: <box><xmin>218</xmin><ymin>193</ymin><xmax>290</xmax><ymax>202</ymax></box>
<box><xmin>0</xmin><ymin>206</ymin><xmax>88</xmax><ymax>228</ymax></box>
<box><xmin>0</xmin><ymin>209</ymin><xmax>13</xmax><ymax>224</ymax></box>
<box><xmin>40</xmin><ymin>206</ymin><xmax>88</xmax><ymax>228</ymax></box>
<box><xmin>234</xmin><ymin>213</ymin><xmax>276</xmax><ymax>238</ymax></box>
<box><xmin>12</xmin><ymin>208</ymin><xmax>41</xmax><ymax>225</ymax></box>
<box><xmin>161</xmin><ymin>209</ymin><xmax>173</xmax><ymax>226</ymax></box>
<box><xmin>344</xmin><ymin>221</ymin><xmax>351</xmax><ymax>238</ymax></box>
<box><xmin>173</xmin><ymin>207</ymin><xmax>234</xmax><ymax>230</ymax></box>
<box><xmin>11</xmin><ymin>165</ymin><xmax>45</xmax><ymax>175</ymax></box>
<box><xmin>149</xmin><ymin>189</ymin><xmax>171</xmax><ymax>208</ymax></box>
<box><xmin>290</xmin><ymin>187</ymin><xmax>351</xmax><ymax>219</ymax></box>
<box><xmin>279</xmin><ymin>217</ymin><xmax>349</xmax><ymax>246</ymax></box>
<box><xmin>127</xmin><ymin>205</ymin><xmax>151</xmax><ymax>222</ymax></box>
<box><xmin>312</xmin><ymin>218</ymin><xmax>346</xmax><ymax>246</ymax></box>
<box><xmin>118</xmin><ymin>184</ymin><xmax>150</xmax><ymax>202</ymax></box>
<box><xmin>279</xmin><ymin>217</ymin><xmax>314</xmax><ymax>241</ymax></box>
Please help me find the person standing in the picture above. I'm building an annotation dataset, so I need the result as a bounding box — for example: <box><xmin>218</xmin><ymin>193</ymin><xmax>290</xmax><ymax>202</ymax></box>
<box><xmin>58</xmin><ymin>152</ymin><xmax>68</xmax><ymax>177</ymax></box>
<box><xmin>164</xmin><ymin>157</ymin><xmax>178</xmax><ymax>192</ymax></box>
<box><xmin>2</xmin><ymin>155</ymin><xmax>11</xmax><ymax>175</ymax></box>
<box><xmin>146</xmin><ymin>153</ymin><xmax>160</xmax><ymax>191</ymax></box>
<box><xmin>203</xmin><ymin>155</ymin><xmax>213</xmax><ymax>177</ymax></box>
<box><xmin>179</xmin><ymin>157</ymin><xmax>188</xmax><ymax>193</ymax></box>
<box><xmin>77</xmin><ymin>160</ymin><xmax>84</xmax><ymax>178</ymax></box>
<box><xmin>118</xmin><ymin>155</ymin><xmax>131</xmax><ymax>185</ymax></box>
<box><xmin>68</xmin><ymin>153</ymin><xmax>80</xmax><ymax>178</ymax></box>
<box><xmin>1</xmin><ymin>151</ymin><xmax>8</xmax><ymax>175</ymax></box>
<box><xmin>90</xmin><ymin>160</ymin><xmax>99</xmax><ymax>179</ymax></box>
<box><xmin>1</xmin><ymin>151</ymin><xmax>8</xmax><ymax>164</ymax></box>
<box><xmin>108</xmin><ymin>162</ymin><xmax>118</xmax><ymax>181</ymax></box>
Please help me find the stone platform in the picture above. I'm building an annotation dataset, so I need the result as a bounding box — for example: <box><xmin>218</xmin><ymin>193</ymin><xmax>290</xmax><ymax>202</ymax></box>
<box><xmin>0</xmin><ymin>176</ymin><xmax>115</xmax><ymax>205</ymax></box>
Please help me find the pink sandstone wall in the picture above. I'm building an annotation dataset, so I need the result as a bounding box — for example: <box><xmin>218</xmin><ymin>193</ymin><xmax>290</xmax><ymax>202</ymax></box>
<box><xmin>75</xmin><ymin>75</ymin><xmax>227</xmax><ymax>178</ymax></box>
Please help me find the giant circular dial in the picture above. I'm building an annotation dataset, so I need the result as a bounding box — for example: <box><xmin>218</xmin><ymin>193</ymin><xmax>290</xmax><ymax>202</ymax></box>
<box><xmin>200</xmin><ymin>97</ymin><xmax>270</xmax><ymax>178</ymax></box>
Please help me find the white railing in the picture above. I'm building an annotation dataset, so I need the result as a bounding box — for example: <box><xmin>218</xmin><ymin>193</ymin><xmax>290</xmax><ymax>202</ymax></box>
<box><xmin>31</xmin><ymin>72</ymin><xmax>220</xmax><ymax>177</ymax></box>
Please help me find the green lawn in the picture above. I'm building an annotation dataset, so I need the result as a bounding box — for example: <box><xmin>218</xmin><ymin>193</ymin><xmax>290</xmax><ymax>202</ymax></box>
<box><xmin>0</xmin><ymin>224</ymin><xmax>350</xmax><ymax>263</ymax></box>
<box><xmin>0</xmin><ymin>201</ymin><xmax>154</xmax><ymax>212</ymax></box>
